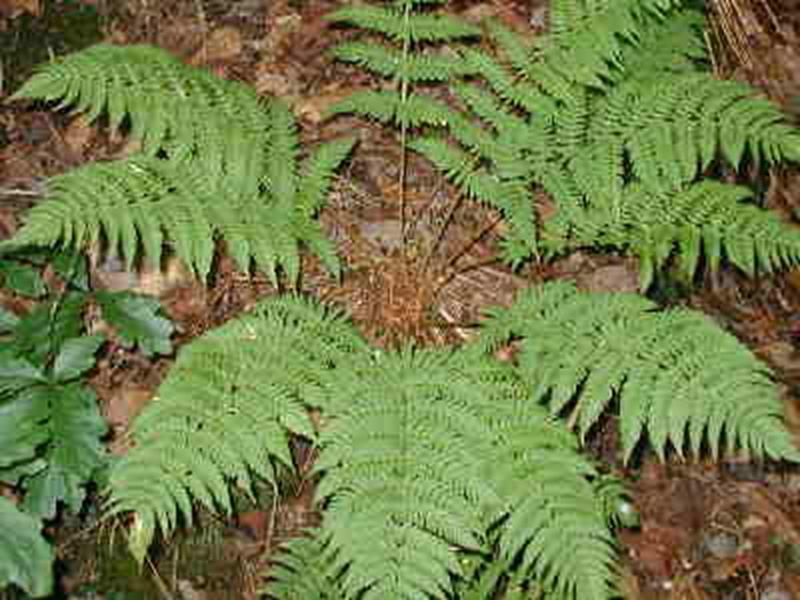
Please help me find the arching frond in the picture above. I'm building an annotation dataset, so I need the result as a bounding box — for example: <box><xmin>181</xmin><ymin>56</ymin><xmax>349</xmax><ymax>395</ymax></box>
<box><xmin>478</xmin><ymin>281</ymin><xmax>800</xmax><ymax>464</ymax></box>
<box><xmin>5</xmin><ymin>45</ymin><xmax>354</xmax><ymax>285</ymax></box>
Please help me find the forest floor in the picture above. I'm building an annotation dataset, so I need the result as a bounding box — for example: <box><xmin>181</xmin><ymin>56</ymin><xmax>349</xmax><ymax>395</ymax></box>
<box><xmin>4</xmin><ymin>0</ymin><xmax>800</xmax><ymax>598</ymax></box>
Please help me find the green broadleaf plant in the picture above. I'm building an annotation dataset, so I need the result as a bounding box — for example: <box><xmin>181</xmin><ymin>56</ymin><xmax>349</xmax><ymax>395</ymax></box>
<box><xmin>0</xmin><ymin>251</ymin><xmax>175</xmax><ymax>598</ymax></box>
<box><xmin>0</xmin><ymin>496</ymin><xmax>54</xmax><ymax>598</ymax></box>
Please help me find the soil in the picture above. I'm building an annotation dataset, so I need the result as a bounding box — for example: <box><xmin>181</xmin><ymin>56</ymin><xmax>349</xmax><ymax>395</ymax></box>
<box><xmin>3</xmin><ymin>1</ymin><xmax>800</xmax><ymax>599</ymax></box>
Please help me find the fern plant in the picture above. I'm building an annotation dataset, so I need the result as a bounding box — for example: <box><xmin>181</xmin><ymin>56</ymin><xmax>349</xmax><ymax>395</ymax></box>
<box><xmin>0</xmin><ymin>248</ymin><xmax>174</xmax><ymax>598</ymax></box>
<box><xmin>477</xmin><ymin>281</ymin><xmax>800</xmax><ymax>464</ymax></box>
<box><xmin>2</xmin><ymin>44</ymin><xmax>355</xmax><ymax>285</ymax></box>
<box><xmin>105</xmin><ymin>294</ymin><xmax>369</xmax><ymax>563</ymax></box>
<box><xmin>326</xmin><ymin>0</ymin><xmax>480</xmax><ymax>127</ymax></box>
<box><xmin>105</xmin><ymin>288</ymin><xmax>798</xmax><ymax>599</ymax></box>
<box><xmin>109</xmin><ymin>293</ymin><xmax>625</xmax><ymax>599</ymax></box>
<box><xmin>326</xmin><ymin>0</ymin><xmax>480</xmax><ymax>243</ymax></box>
<box><xmin>406</xmin><ymin>1</ymin><xmax>800</xmax><ymax>285</ymax></box>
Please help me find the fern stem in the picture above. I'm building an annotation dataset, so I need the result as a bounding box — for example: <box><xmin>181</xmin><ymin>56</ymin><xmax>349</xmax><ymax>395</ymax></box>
<box><xmin>432</xmin><ymin>255</ymin><xmax>502</xmax><ymax>305</ymax></box>
<box><xmin>430</xmin><ymin>212</ymin><xmax>506</xmax><ymax>301</ymax></box>
<box><xmin>398</xmin><ymin>0</ymin><xmax>413</xmax><ymax>260</ymax></box>
<box><xmin>420</xmin><ymin>187</ymin><xmax>465</xmax><ymax>275</ymax></box>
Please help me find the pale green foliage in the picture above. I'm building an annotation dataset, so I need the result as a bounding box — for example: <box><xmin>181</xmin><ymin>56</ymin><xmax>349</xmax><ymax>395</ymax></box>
<box><xmin>269</xmin><ymin>341</ymin><xmax>621</xmax><ymax>599</ymax></box>
<box><xmin>107</xmin><ymin>289</ymin><xmax>799</xmax><ymax>597</ymax></box>
<box><xmin>110</xmin><ymin>294</ymin><xmax>623</xmax><ymax>599</ymax></box>
<box><xmin>326</xmin><ymin>0</ymin><xmax>480</xmax><ymax>129</ymax></box>
<box><xmin>478</xmin><ymin>281</ymin><xmax>800</xmax><ymax>465</ymax></box>
<box><xmin>105</xmin><ymin>295</ymin><xmax>367</xmax><ymax>563</ymax></box>
<box><xmin>4</xmin><ymin>44</ymin><xmax>355</xmax><ymax>284</ymax></box>
<box><xmin>10</xmin><ymin>44</ymin><xmax>271</xmax><ymax>190</ymax></box>
<box><xmin>409</xmin><ymin>1</ymin><xmax>800</xmax><ymax>284</ymax></box>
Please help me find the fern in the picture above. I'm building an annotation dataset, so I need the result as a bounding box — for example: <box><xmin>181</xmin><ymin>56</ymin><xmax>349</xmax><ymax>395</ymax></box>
<box><xmin>325</xmin><ymin>0</ymin><xmax>482</xmax><ymax>248</ymax></box>
<box><xmin>310</xmin><ymin>347</ymin><xmax>495</xmax><ymax>599</ymax></box>
<box><xmin>10</xmin><ymin>44</ymin><xmax>270</xmax><ymax>185</ymax></box>
<box><xmin>408</xmin><ymin>2</ymin><xmax>800</xmax><ymax>285</ymax></box>
<box><xmin>105</xmin><ymin>286</ymin><xmax>800</xmax><ymax>597</ymax></box>
<box><xmin>269</xmin><ymin>343</ymin><xmax>623</xmax><ymax>599</ymax></box>
<box><xmin>108</xmin><ymin>294</ymin><xmax>623</xmax><ymax>598</ymax></box>
<box><xmin>3</xmin><ymin>44</ymin><xmax>355</xmax><ymax>284</ymax></box>
<box><xmin>478</xmin><ymin>281</ymin><xmax>800</xmax><ymax>464</ymax></box>
<box><xmin>264</xmin><ymin>535</ymin><xmax>343</xmax><ymax>599</ymax></box>
<box><xmin>326</xmin><ymin>0</ymin><xmax>480</xmax><ymax>102</ymax></box>
<box><xmin>105</xmin><ymin>295</ymin><xmax>367</xmax><ymax>563</ymax></box>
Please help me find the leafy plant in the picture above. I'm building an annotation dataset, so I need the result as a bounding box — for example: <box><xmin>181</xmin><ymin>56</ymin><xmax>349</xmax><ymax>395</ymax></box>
<box><xmin>404</xmin><ymin>2</ymin><xmax>800</xmax><ymax>285</ymax></box>
<box><xmin>2</xmin><ymin>43</ymin><xmax>355</xmax><ymax>285</ymax></box>
<box><xmin>477</xmin><ymin>281</ymin><xmax>800</xmax><ymax>464</ymax></box>
<box><xmin>105</xmin><ymin>294</ymin><xmax>367</xmax><ymax>564</ymax></box>
<box><xmin>326</xmin><ymin>0</ymin><xmax>480</xmax><ymax>243</ymax></box>
<box><xmin>6</xmin><ymin>2</ymin><xmax>800</xmax><ymax>598</ymax></box>
<box><xmin>105</xmin><ymin>288</ymin><xmax>797</xmax><ymax>599</ymax></box>
<box><xmin>0</xmin><ymin>249</ymin><xmax>174</xmax><ymax>598</ymax></box>
<box><xmin>326</xmin><ymin>0</ymin><xmax>480</xmax><ymax>127</ymax></box>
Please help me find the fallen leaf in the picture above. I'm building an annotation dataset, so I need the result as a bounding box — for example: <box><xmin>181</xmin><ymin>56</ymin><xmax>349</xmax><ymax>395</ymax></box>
<box><xmin>104</xmin><ymin>385</ymin><xmax>153</xmax><ymax>430</ymax></box>
<box><xmin>62</xmin><ymin>116</ymin><xmax>95</xmax><ymax>158</ymax></box>
<box><xmin>1</xmin><ymin>0</ymin><xmax>39</xmax><ymax>19</ymax></box>
<box><xmin>193</xmin><ymin>25</ymin><xmax>243</xmax><ymax>63</ymax></box>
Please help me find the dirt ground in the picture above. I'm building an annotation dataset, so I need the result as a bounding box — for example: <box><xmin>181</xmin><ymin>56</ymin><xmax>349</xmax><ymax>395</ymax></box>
<box><xmin>3</xmin><ymin>0</ymin><xmax>800</xmax><ymax>598</ymax></box>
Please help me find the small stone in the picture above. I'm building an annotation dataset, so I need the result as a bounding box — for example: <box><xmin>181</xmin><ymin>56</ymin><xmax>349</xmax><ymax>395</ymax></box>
<box><xmin>760</xmin><ymin>588</ymin><xmax>791</xmax><ymax>600</ymax></box>
<box><xmin>701</xmin><ymin>531</ymin><xmax>740</xmax><ymax>559</ymax></box>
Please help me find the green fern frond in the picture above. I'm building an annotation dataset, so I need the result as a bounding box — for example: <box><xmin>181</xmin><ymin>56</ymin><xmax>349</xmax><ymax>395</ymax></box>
<box><xmin>471</xmin><ymin>390</ymin><xmax>622</xmax><ymax>600</ymax></box>
<box><xmin>11</xmin><ymin>44</ymin><xmax>271</xmax><ymax>184</ymax></box>
<box><xmin>311</xmin><ymin>347</ymin><xmax>492</xmax><ymax>598</ymax></box>
<box><xmin>325</xmin><ymin>0</ymin><xmax>480</xmax><ymax>147</ymax></box>
<box><xmin>331</xmin><ymin>42</ymin><xmax>473</xmax><ymax>82</ymax></box>
<box><xmin>408</xmin><ymin>137</ymin><xmax>502</xmax><ymax>205</ymax></box>
<box><xmin>2</xmin><ymin>154</ymin><xmax>336</xmax><ymax>284</ymax></box>
<box><xmin>614</xmin><ymin>8</ymin><xmax>707</xmax><ymax>85</ymax></box>
<box><xmin>327</xmin><ymin>89</ymin><xmax>454</xmax><ymax>128</ymax></box>
<box><xmin>609</xmin><ymin>73</ymin><xmax>800</xmax><ymax>192</ymax></box>
<box><xmin>461</xmin><ymin>47</ymin><xmax>556</xmax><ymax>115</ymax></box>
<box><xmin>298</xmin><ymin>138</ymin><xmax>358</xmax><ymax>217</ymax></box>
<box><xmin>326</xmin><ymin>4</ymin><xmax>479</xmax><ymax>44</ymax></box>
<box><xmin>103</xmin><ymin>292</ymin><xmax>629</xmax><ymax>598</ymax></box>
<box><xmin>543</xmin><ymin>0</ymin><xmax>684</xmax><ymax>85</ymax></box>
<box><xmin>3</xmin><ymin>156</ymin><xmax>214</xmax><ymax>275</ymax></box>
<box><xmin>264</xmin><ymin>99</ymin><xmax>300</xmax><ymax>203</ymax></box>
<box><xmin>5</xmin><ymin>44</ymin><xmax>353</xmax><ymax>285</ymax></box>
<box><xmin>482</xmin><ymin>18</ymin><xmax>533</xmax><ymax>74</ymax></box>
<box><xmin>411</xmin><ymin>8</ymin><xmax>800</xmax><ymax>283</ymax></box>
<box><xmin>409</xmin><ymin>130</ymin><xmax>539</xmax><ymax>264</ymax></box>
<box><xmin>452</xmin><ymin>83</ymin><xmax>527</xmax><ymax>136</ymax></box>
<box><xmin>105</xmin><ymin>295</ymin><xmax>367</xmax><ymax>564</ymax></box>
<box><xmin>264</xmin><ymin>334</ymin><xmax>624</xmax><ymax>599</ymax></box>
<box><xmin>478</xmin><ymin>281</ymin><xmax>800</xmax><ymax>464</ymax></box>
<box><xmin>263</xmin><ymin>534</ymin><xmax>343</xmax><ymax>599</ymax></box>
<box><xmin>584</xmin><ymin>181</ymin><xmax>800</xmax><ymax>288</ymax></box>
